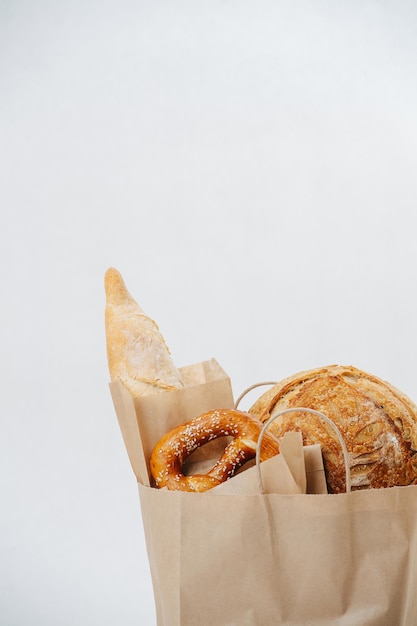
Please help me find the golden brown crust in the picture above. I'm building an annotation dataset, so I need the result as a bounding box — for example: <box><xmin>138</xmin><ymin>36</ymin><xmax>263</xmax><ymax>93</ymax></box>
<box><xmin>150</xmin><ymin>409</ymin><xmax>280</xmax><ymax>492</ymax></box>
<box><xmin>249</xmin><ymin>365</ymin><xmax>417</xmax><ymax>493</ymax></box>
<box><xmin>104</xmin><ymin>268</ymin><xmax>184</xmax><ymax>396</ymax></box>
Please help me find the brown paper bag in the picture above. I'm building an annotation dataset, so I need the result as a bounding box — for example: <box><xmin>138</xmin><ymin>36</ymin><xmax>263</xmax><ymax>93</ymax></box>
<box><xmin>109</xmin><ymin>358</ymin><xmax>235</xmax><ymax>486</ymax></box>
<box><xmin>138</xmin><ymin>482</ymin><xmax>417</xmax><ymax>626</ymax></box>
<box><xmin>209</xmin><ymin>433</ymin><xmax>326</xmax><ymax>496</ymax></box>
<box><xmin>110</xmin><ymin>361</ymin><xmax>417</xmax><ymax>626</ymax></box>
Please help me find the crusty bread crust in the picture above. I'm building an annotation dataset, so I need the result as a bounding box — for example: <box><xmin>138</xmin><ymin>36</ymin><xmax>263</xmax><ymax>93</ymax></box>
<box><xmin>104</xmin><ymin>268</ymin><xmax>184</xmax><ymax>396</ymax></box>
<box><xmin>249</xmin><ymin>365</ymin><xmax>417</xmax><ymax>493</ymax></box>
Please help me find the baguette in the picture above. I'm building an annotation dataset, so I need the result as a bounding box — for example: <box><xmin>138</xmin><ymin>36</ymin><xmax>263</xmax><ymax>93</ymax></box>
<box><xmin>104</xmin><ymin>267</ymin><xmax>184</xmax><ymax>396</ymax></box>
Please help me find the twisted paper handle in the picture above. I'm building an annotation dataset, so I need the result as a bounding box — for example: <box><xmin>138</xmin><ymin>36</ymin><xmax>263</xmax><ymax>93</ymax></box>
<box><xmin>234</xmin><ymin>381</ymin><xmax>278</xmax><ymax>409</ymax></box>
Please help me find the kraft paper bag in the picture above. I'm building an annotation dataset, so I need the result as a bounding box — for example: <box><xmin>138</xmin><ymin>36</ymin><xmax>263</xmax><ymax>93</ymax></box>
<box><xmin>110</xmin><ymin>360</ymin><xmax>417</xmax><ymax>626</ymax></box>
<box><xmin>209</xmin><ymin>432</ymin><xmax>326</xmax><ymax>496</ymax></box>
<box><xmin>138</xmin><ymin>482</ymin><xmax>417</xmax><ymax>626</ymax></box>
<box><xmin>109</xmin><ymin>358</ymin><xmax>235</xmax><ymax>485</ymax></box>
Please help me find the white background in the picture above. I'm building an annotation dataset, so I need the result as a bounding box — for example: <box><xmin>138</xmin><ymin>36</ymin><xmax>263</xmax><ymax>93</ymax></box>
<box><xmin>2</xmin><ymin>1</ymin><xmax>417</xmax><ymax>624</ymax></box>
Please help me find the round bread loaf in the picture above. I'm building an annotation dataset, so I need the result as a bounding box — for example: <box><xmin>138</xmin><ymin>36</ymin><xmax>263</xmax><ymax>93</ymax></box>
<box><xmin>249</xmin><ymin>365</ymin><xmax>417</xmax><ymax>493</ymax></box>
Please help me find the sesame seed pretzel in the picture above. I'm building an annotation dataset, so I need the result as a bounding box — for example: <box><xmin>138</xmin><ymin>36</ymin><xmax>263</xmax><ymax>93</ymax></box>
<box><xmin>150</xmin><ymin>408</ymin><xmax>280</xmax><ymax>492</ymax></box>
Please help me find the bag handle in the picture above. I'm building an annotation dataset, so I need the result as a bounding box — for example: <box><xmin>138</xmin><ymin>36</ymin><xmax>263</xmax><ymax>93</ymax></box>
<box><xmin>234</xmin><ymin>381</ymin><xmax>278</xmax><ymax>409</ymax></box>
<box><xmin>255</xmin><ymin>407</ymin><xmax>352</xmax><ymax>494</ymax></box>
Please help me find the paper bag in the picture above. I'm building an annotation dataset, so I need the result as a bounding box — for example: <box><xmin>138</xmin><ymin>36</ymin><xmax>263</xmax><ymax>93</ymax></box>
<box><xmin>210</xmin><ymin>433</ymin><xmax>326</xmax><ymax>496</ymax></box>
<box><xmin>110</xmin><ymin>360</ymin><xmax>417</xmax><ymax>626</ymax></box>
<box><xmin>138</xmin><ymin>482</ymin><xmax>417</xmax><ymax>626</ymax></box>
<box><xmin>110</xmin><ymin>358</ymin><xmax>235</xmax><ymax>486</ymax></box>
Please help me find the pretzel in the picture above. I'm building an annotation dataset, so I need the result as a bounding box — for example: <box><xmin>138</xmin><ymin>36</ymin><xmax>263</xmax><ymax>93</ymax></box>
<box><xmin>150</xmin><ymin>408</ymin><xmax>280</xmax><ymax>492</ymax></box>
